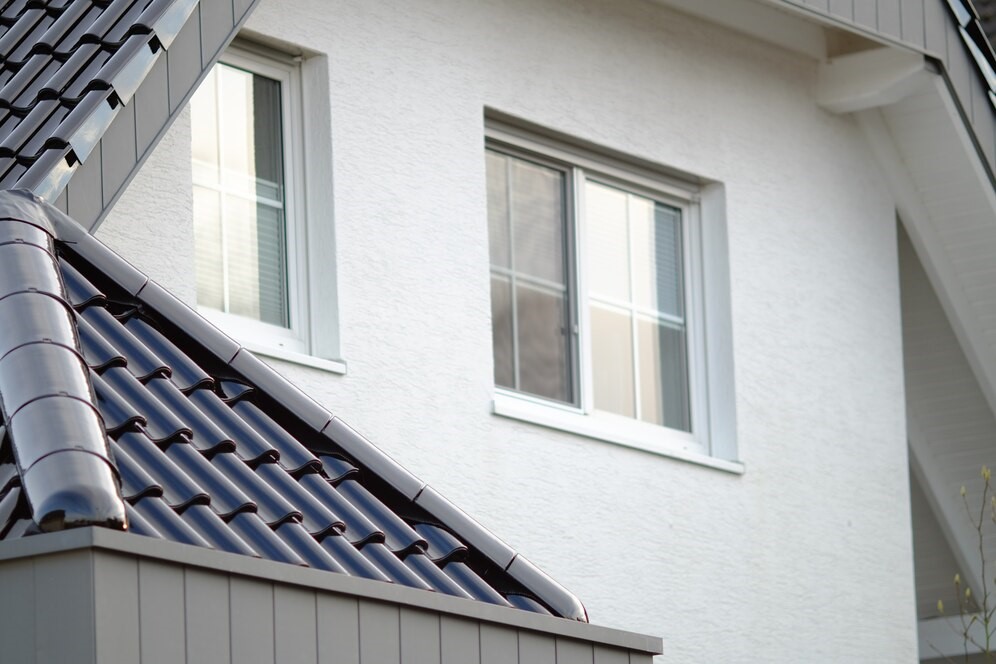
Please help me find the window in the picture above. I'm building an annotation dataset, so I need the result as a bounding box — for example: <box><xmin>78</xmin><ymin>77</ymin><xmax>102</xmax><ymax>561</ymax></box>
<box><xmin>190</xmin><ymin>43</ymin><xmax>343</xmax><ymax>371</ymax></box>
<box><xmin>486</xmin><ymin>121</ymin><xmax>737</xmax><ymax>466</ymax></box>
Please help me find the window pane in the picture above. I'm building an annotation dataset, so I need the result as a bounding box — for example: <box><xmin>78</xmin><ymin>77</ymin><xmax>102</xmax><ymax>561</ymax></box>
<box><xmin>585</xmin><ymin>181</ymin><xmax>629</xmax><ymax>302</ymax></box>
<box><xmin>637</xmin><ymin>317</ymin><xmax>690</xmax><ymax>431</ymax></box>
<box><xmin>223</xmin><ymin>196</ymin><xmax>288</xmax><ymax>327</ymax></box>
<box><xmin>250</xmin><ymin>73</ymin><xmax>284</xmax><ymax>201</ymax></box>
<box><xmin>511</xmin><ymin>159</ymin><xmax>565</xmax><ymax>284</ymax></box>
<box><xmin>486</xmin><ymin>149</ymin><xmax>574</xmax><ymax>404</ymax></box>
<box><xmin>632</xmin><ymin>200</ymin><xmax>683</xmax><ymax>318</ymax></box>
<box><xmin>490</xmin><ymin>275</ymin><xmax>514</xmax><ymax>389</ymax></box>
<box><xmin>190</xmin><ymin>60</ymin><xmax>291</xmax><ymax>330</ymax></box>
<box><xmin>190</xmin><ymin>68</ymin><xmax>219</xmax><ymax>185</ymax></box>
<box><xmin>517</xmin><ymin>283</ymin><xmax>570</xmax><ymax>402</ymax></box>
<box><xmin>486</xmin><ymin>150</ymin><xmax>510</xmax><ymax>269</ymax></box>
<box><xmin>254</xmin><ymin>203</ymin><xmax>288</xmax><ymax>327</ymax></box>
<box><xmin>193</xmin><ymin>185</ymin><xmax>223</xmax><ymax>311</ymax></box>
<box><xmin>591</xmin><ymin>304</ymin><xmax>635</xmax><ymax>418</ymax></box>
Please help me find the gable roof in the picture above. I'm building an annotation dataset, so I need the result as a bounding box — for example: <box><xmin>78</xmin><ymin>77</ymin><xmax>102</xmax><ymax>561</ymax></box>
<box><xmin>0</xmin><ymin>188</ymin><xmax>588</xmax><ymax>621</ymax></box>
<box><xmin>0</xmin><ymin>0</ymin><xmax>255</xmax><ymax>231</ymax></box>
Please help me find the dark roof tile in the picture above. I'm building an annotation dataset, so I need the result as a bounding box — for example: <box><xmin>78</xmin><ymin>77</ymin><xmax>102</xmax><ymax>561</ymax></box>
<box><xmin>163</xmin><ymin>440</ymin><xmax>253</xmax><ymax>519</ymax></box>
<box><xmin>180</xmin><ymin>503</ymin><xmax>256</xmax><ymax>556</ymax></box>
<box><xmin>0</xmin><ymin>188</ymin><xmax>586</xmax><ymax>619</ymax></box>
<box><xmin>114</xmin><ymin>430</ymin><xmax>208</xmax><ymax>509</ymax></box>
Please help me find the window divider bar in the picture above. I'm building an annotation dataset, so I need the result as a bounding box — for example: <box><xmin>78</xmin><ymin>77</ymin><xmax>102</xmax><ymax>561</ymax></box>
<box><xmin>505</xmin><ymin>157</ymin><xmax>521</xmax><ymax>393</ymax></box>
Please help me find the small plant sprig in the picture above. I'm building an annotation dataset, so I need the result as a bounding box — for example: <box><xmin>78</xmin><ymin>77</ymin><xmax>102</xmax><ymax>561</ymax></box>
<box><xmin>934</xmin><ymin>466</ymin><xmax>996</xmax><ymax>663</ymax></box>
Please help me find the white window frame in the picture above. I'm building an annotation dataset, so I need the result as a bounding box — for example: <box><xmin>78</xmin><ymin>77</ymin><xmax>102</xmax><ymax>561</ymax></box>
<box><xmin>487</xmin><ymin>120</ymin><xmax>741</xmax><ymax>472</ymax></box>
<box><xmin>193</xmin><ymin>42</ymin><xmax>345</xmax><ymax>374</ymax></box>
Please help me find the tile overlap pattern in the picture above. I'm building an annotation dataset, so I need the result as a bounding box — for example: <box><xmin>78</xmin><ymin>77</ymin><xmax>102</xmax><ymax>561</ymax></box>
<box><xmin>0</xmin><ymin>243</ymin><xmax>552</xmax><ymax>617</ymax></box>
<box><xmin>0</xmin><ymin>0</ymin><xmax>180</xmax><ymax>196</ymax></box>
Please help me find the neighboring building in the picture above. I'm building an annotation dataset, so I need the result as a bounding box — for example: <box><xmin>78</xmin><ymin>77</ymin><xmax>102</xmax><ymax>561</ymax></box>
<box><xmin>0</xmin><ymin>0</ymin><xmax>994</xmax><ymax>662</ymax></box>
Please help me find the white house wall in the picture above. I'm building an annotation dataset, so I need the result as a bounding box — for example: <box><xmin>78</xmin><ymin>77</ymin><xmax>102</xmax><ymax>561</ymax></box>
<box><xmin>99</xmin><ymin>0</ymin><xmax>915</xmax><ymax>660</ymax></box>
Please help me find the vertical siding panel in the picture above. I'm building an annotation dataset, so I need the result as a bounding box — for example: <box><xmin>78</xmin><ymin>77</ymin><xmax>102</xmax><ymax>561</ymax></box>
<box><xmin>139</xmin><ymin>560</ymin><xmax>186</xmax><ymax>664</ymax></box>
<box><xmin>185</xmin><ymin>568</ymin><xmax>231</xmax><ymax>663</ymax></box>
<box><xmin>853</xmin><ymin>1</ymin><xmax>877</xmax><ymax>29</ymax></box>
<box><xmin>924</xmin><ymin>0</ymin><xmax>947</xmax><ymax>56</ymax></box>
<box><xmin>0</xmin><ymin>559</ymin><xmax>36</xmax><ymax>663</ymax></box>
<box><xmin>804</xmin><ymin>0</ymin><xmax>830</xmax><ymax>12</ymax></box>
<box><xmin>234</xmin><ymin>0</ymin><xmax>254</xmax><ymax>22</ymax></box>
<box><xmin>592</xmin><ymin>646</ymin><xmax>629</xmax><ymax>664</ymax></box>
<box><xmin>828</xmin><ymin>0</ymin><xmax>854</xmax><ymax>21</ymax></box>
<box><xmin>399</xmin><ymin>608</ymin><xmax>440</xmax><ymax>664</ymax></box>
<box><xmin>199</xmin><ymin>0</ymin><xmax>235</xmax><ymax>63</ymax></box>
<box><xmin>101</xmin><ymin>100</ymin><xmax>138</xmax><ymax>207</ymax></box>
<box><xmin>317</xmin><ymin>594</ymin><xmax>359</xmax><ymax>664</ymax></box>
<box><xmin>94</xmin><ymin>552</ymin><xmax>141</xmax><ymax>663</ymax></box>
<box><xmin>877</xmin><ymin>0</ymin><xmax>902</xmax><ymax>39</ymax></box>
<box><xmin>167</xmin><ymin>5</ymin><xmax>204</xmax><ymax>112</ymax></box>
<box><xmin>67</xmin><ymin>142</ymin><xmax>102</xmax><ymax>231</ymax></box>
<box><xmin>34</xmin><ymin>551</ymin><xmax>96</xmax><ymax>664</ymax></box>
<box><xmin>274</xmin><ymin>586</ymin><xmax>318</xmax><ymax>663</ymax></box>
<box><xmin>359</xmin><ymin>601</ymin><xmax>400</xmax><ymax>664</ymax></box>
<box><xmin>900</xmin><ymin>0</ymin><xmax>925</xmax><ymax>48</ymax></box>
<box><xmin>556</xmin><ymin>638</ymin><xmax>594</xmax><ymax>664</ymax></box>
<box><xmin>518</xmin><ymin>631</ymin><xmax>555</xmax><ymax>664</ymax></box>
<box><xmin>628</xmin><ymin>655</ymin><xmax>655</xmax><ymax>664</ymax></box>
<box><xmin>441</xmin><ymin>616</ymin><xmax>480</xmax><ymax>664</ymax></box>
<box><xmin>230</xmin><ymin>577</ymin><xmax>275</xmax><ymax>664</ymax></box>
<box><xmin>480</xmin><ymin>624</ymin><xmax>517</xmax><ymax>664</ymax></box>
<box><xmin>134</xmin><ymin>54</ymin><xmax>170</xmax><ymax>157</ymax></box>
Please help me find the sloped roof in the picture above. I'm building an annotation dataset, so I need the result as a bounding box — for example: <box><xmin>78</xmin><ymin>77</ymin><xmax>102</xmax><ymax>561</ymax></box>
<box><xmin>0</xmin><ymin>0</ymin><xmax>199</xmax><ymax>201</ymax></box>
<box><xmin>0</xmin><ymin>189</ymin><xmax>587</xmax><ymax>621</ymax></box>
<box><xmin>973</xmin><ymin>0</ymin><xmax>996</xmax><ymax>44</ymax></box>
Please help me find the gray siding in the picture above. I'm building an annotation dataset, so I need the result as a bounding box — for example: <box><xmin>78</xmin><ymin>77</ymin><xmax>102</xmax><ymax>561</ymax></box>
<box><xmin>0</xmin><ymin>547</ymin><xmax>659</xmax><ymax>664</ymax></box>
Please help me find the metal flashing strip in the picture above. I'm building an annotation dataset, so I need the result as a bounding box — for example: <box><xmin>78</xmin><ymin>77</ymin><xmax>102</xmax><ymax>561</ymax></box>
<box><xmin>0</xmin><ymin>526</ymin><xmax>663</xmax><ymax>656</ymax></box>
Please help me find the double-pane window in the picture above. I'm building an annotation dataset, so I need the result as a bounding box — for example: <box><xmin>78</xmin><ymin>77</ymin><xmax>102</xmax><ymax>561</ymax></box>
<box><xmin>487</xmin><ymin>142</ymin><xmax>693</xmax><ymax>434</ymax></box>
<box><xmin>190</xmin><ymin>46</ymin><xmax>307</xmax><ymax>355</ymax></box>
<box><xmin>192</xmin><ymin>62</ymin><xmax>288</xmax><ymax>327</ymax></box>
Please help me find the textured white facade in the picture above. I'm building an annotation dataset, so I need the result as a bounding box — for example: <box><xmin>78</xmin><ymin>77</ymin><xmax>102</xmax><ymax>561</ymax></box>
<box><xmin>99</xmin><ymin>0</ymin><xmax>917</xmax><ymax>660</ymax></box>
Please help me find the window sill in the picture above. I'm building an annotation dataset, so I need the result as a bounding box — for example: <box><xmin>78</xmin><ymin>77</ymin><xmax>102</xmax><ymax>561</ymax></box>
<box><xmin>491</xmin><ymin>392</ymin><xmax>745</xmax><ymax>475</ymax></box>
<box><xmin>243</xmin><ymin>341</ymin><xmax>347</xmax><ymax>375</ymax></box>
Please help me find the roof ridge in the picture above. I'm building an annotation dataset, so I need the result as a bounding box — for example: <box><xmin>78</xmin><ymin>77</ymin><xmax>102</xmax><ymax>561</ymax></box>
<box><xmin>0</xmin><ymin>188</ymin><xmax>124</xmax><ymax>532</ymax></box>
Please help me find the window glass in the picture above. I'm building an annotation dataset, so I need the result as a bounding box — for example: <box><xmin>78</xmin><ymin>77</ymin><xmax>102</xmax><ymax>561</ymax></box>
<box><xmin>191</xmin><ymin>62</ymin><xmax>289</xmax><ymax>328</ymax></box>
<box><xmin>486</xmin><ymin>141</ymin><xmax>693</xmax><ymax>434</ymax></box>
<box><xmin>485</xmin><ymin>150</ymin><xmax>572</xmax><ymax>403</ymax></box>
<box><xmin>585</xmin><ymin>180</ymin><xmax>690</xmax><ymax>431</ymax></box>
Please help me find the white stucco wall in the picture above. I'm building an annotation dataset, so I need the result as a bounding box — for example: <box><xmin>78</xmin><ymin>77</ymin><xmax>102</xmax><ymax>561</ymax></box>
<box><xmin>99</xmin><ymin>0</ymin><xmax>916</xmax><ymax>660</ymax></box>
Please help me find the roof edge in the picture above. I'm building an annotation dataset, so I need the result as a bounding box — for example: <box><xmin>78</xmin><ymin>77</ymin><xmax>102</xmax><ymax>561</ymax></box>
<box><xmin>0</xmin><ymin>527</ymin><xmax>653</xmax><ymax>651</ymax></box>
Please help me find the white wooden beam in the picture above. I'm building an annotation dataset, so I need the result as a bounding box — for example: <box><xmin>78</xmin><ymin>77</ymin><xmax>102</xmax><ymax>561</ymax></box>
<box><xmin>858</xmin><ymin>106</ymin><xmax>996</xmax><ymax>625</ymax></box>
<box><xmin>857</xmin><ymin>107</ymin><xmax>996</xmax><ymax>439</ymax></box>
<box><xmin>818</xmin><ymin>47</ymin><xmax>930</xmax><ymax>113</ymax></box>
<box><xmin>908</xmin><ymin>421</ymin><xmax>984</xmax><ymax>619</ymax></box>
